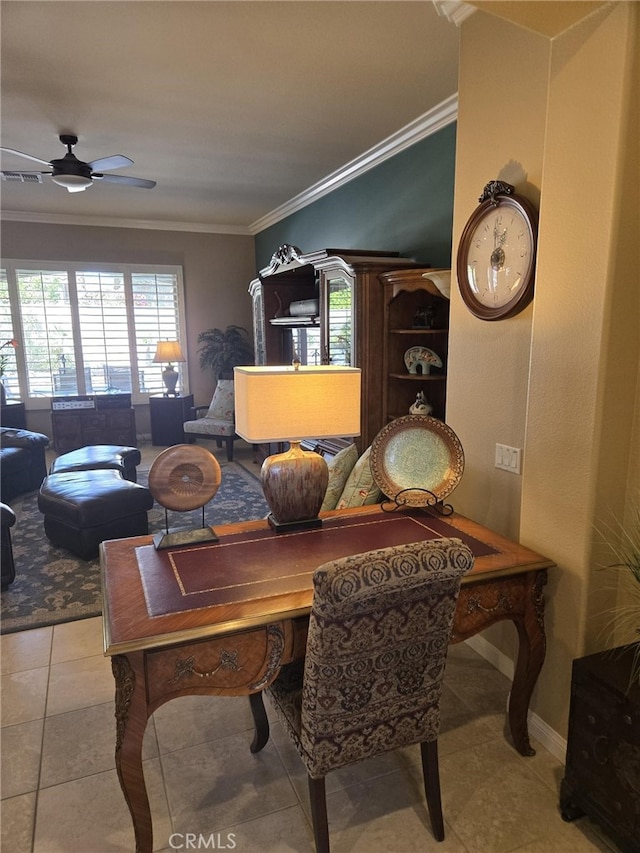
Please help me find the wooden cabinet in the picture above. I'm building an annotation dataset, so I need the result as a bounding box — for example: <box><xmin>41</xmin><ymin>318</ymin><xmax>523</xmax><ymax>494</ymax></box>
<box><xmin>560</xmin><ymin>644</ymin><xmax>640</xmax><ymax>853</ymax></box>
<box><xmin>250</xmin><ymin>245</ymin><xmax>417</xmax><ymax>450</ymax></box>
<box><xmin>51</xmin><ymin>400</ymin><xmax>137</xmax><ymax>452</ymax></box>
<box><xmin>149</xmin><ymin>394</ymin><xmax>194</xmax><ymax>446</ymax></box>
<box><xmin>380</xmin><ymin>268</ymin><xmax>450</xmax><ymax>423</ymax></box>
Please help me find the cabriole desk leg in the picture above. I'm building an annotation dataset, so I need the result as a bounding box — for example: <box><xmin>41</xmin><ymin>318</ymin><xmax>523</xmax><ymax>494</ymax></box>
<box><xmin>508</xmin><ymin>569</ymin><xmax>548</xmax><ymax>756</ymax></box>
<box><xmin>249</xmin><ymin>691</ymin><xmax>270</xmax><ymax>753</ymax></box>
<box><xmin>112</xmin><ymin>652</ymin><xmax>153</xmax><ymax>853</ymax></box>
<box><xmin>452</xmin><ymin>568</ymin><xmax>548</xmax><ymax>757</ymax></box>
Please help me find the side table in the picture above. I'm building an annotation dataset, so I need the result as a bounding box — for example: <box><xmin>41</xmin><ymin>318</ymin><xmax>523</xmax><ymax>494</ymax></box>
<box><xmin>149</xmin><ymin>394</ymin><xmax>194</xmax><ymax>446</ymax></box>
<box><xmin>1</xmin><ymin>400</ymin><xmax>26</xmax><ymax>429</ymax></box>
<box><xmin>560</xmin><ymin>644</ymin><xmax>640</xmax><ymax>852</ymax></box>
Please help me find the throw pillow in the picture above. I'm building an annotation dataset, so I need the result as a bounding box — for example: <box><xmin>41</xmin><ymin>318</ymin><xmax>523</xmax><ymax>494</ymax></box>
<box><xmin>336</xmin><ymin>446</ymin><xmax>381</xmax><ymax>509</ymax></box>
<box><xmin>207</xmin><ymin>379</ymin><xmax>235</xmax><ymax>421</ymax></box>
<box><xmin>320</xmin><ymin>443</ymin><xmax>358</xmax><ymax>512</ymax></box>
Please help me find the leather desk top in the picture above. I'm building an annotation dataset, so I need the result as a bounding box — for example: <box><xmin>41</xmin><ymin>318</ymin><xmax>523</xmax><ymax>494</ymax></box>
<box><xmin>101</xmin><ymin>505</ymin><xmax>554</xmax><ymax>655</ymax></box>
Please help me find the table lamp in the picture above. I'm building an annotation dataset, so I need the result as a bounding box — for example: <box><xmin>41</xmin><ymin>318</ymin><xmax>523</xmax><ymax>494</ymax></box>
<box><xmin>234</xmin><ymin>364</ymin><xmax>361</xmax><ymax>532</ymax></box>
<box><xmin>153</xmin><ymin>340</ymin><xmax>186</xmax><ymax>396</ymax></box>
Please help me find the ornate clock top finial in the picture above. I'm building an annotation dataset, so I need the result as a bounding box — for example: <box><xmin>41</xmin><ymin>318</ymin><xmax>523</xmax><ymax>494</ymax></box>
<box><xmin>479</xmin><ymin>180</ymin><xmax>514</xmax><ymax>205</ymax></box>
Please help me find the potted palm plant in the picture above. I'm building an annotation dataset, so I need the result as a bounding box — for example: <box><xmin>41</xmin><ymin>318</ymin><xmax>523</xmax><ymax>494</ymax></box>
<box><xmin>602</xmin><ymin>500</ymin><xmax>640</xmax><ymax>686</ymax></box>
<box><xmin>197</xmin><ymin>325</ymin><xmax>254</xmax><ymax>380</ymax></box>
<box><xmin>0</xmin><ymin>338</ymin><xmax>18</xmax><ymax>405</ymax></box>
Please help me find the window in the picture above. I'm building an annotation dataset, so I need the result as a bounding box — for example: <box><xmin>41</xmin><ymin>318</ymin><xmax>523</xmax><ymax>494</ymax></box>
<box><xmin>0</xmin><ymin>261</ymin><xmax>186</xmax><ymax>406</ymax></box>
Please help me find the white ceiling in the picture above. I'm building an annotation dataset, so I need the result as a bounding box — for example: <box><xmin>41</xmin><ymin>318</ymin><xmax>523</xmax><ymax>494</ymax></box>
<box><xmin>0</xmin><ymin>1</ymin><xmax>462</xmax><ymax>233</ymax></box>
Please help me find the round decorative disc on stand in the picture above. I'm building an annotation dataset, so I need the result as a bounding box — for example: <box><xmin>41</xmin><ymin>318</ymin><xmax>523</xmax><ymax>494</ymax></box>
<box><xmin>148</xmin><ymin>444</ymin><xmax>222</xmax><ymax>547</ymax></box>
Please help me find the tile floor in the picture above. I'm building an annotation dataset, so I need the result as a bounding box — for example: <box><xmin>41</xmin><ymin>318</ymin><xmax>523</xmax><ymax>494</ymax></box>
<box><xmin>1</xmin><ymin>615</ymin><xmax>620</xmax><ymax>853</ymax></box>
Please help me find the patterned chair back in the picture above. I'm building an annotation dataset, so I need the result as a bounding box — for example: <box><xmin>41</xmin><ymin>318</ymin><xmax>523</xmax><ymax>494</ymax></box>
<box><xmin>299</xmin><ymin>537</ymin><xmax>474</xmax><ymax>778</ymax></box>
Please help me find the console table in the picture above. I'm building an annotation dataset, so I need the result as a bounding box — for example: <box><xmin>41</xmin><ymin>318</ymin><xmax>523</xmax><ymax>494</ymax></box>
<box><xmin>101</xmin><ymin>505</ymin><xmax>554</xmax><ymax>853</ymax></box>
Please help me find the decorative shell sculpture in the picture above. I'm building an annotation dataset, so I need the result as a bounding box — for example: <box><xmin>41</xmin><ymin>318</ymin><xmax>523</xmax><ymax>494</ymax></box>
<box><xmin>404</xmin><ymin>346</ymin><xmax>443</xmax><ymax>375</ymax></box>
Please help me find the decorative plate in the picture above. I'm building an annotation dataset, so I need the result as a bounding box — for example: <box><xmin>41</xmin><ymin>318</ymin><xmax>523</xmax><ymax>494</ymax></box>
<box><xmin>370</xmin><ymin>415</ymin><xmax>464</xmax><ymax>506</ymax></box>
<box><xmin>404</xmin><ymin>346</ymin><xmax>443</xmax><ymax>374</ymax></box>
<box><xmin>148</xmin><ymin>444</ymin><xmax>222</xmax><ymax>512</ymax></box>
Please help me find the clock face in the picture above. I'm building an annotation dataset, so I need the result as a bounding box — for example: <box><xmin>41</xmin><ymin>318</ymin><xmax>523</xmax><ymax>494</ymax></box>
<box><xmin>457</xmin><ymin>193</ymin><xmax>538</xmax><ymax>320</ymax></box>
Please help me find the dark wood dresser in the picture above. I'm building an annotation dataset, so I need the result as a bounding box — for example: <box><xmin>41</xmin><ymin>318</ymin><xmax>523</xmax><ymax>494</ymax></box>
<box><xmin>50</xmin><ymin>394</ymin><xmax>137</xmax><ymax>453</ymax></box>
<box><xmin>560</xmin><ymin>644</ymin><xmax>640</xmax><ymax>852</ymax></box>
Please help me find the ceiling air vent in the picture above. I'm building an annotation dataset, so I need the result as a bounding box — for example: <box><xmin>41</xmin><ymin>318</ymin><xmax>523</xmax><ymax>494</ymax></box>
<box><xmin>1</xmin><ymin>171</ymin><xmax>44</xmax><ymax>183</ymax></box>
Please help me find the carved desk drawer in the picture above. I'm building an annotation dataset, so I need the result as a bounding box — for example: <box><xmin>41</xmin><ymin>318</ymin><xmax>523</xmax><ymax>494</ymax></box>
<box><xmin>145</xmin><ymin>624</ymin><xmax>286</xmax><ymax>704</ymax></box>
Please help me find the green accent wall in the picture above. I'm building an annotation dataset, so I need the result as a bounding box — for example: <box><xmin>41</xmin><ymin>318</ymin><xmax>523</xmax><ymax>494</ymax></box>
<box><xmin>255</xmin><ymin>122</ymin><xmax>456</xmax><ymax>271</ymax></box>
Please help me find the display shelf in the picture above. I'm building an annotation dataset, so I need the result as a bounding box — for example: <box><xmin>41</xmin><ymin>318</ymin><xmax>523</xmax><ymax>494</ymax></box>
<box><xmin>380</xmin><ymin>268</ymin><xmax>450</xmax><ymax>423</ymax></box>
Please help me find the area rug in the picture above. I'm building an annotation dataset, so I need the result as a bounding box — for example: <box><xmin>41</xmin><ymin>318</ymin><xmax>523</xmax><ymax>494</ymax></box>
<box><xmin>0</xmin><ymin>462</ymin><xmax>269</xmax><ymax>634</ymax></box>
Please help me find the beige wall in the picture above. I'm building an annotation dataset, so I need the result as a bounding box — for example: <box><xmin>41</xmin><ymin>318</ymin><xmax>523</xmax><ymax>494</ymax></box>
<box><xmin>1</xmin><ymin>221</ymin><xmax>255</xmax><ymax>435</ymax></box>
<box><xmin>448</xmin><ymin>2</ymin><xmax>639</xmax><ymax>738</ymax></box>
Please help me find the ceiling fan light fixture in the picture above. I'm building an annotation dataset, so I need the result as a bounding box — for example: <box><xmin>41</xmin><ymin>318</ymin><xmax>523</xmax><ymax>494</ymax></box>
<box><xmin>1</xmin><ymin>135</ymin><xmax>155</xmax><ymax>193</ymax></box>
<box><xmin>51</xmin><ymin>173</ymin><xmax>92</xmax><ymax>192</ymax></box>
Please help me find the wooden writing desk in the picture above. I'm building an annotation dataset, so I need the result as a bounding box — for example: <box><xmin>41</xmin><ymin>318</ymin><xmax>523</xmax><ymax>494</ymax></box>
<box><xmin>101</xmin><ymin>505</ymin><xmax>554</xmax><ymax>852</ymax></box>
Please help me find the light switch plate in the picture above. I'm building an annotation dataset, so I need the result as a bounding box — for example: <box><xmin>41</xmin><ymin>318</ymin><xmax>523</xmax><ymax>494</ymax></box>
<box><xmin>495</xmin><ymin>443</ymin><xmax>521</xmax><ymax>474</ymax></box>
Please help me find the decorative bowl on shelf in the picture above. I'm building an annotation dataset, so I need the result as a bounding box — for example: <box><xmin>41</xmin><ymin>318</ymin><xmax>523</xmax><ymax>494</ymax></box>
<box><xmin>404</xmin><ymin>346</ymin><xmax>442</xmax><ymax>375</ymax></box>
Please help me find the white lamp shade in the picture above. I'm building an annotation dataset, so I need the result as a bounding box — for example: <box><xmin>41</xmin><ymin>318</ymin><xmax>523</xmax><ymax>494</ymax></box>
<box><xmin>234</xmin><ymin>365</ymin><xmax>361</xmax><ymax>443</ymax></box>
<box><xmin>153</xmin><ymin>340</ymin><xmax>186</xmax><ymax>363</ymax></box>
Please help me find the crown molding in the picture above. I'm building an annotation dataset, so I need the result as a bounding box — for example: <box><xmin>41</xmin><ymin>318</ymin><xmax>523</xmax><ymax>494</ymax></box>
<box><xmin>432</xmin><ymin>1</ymin><xmax>476</xmax><ymax>26</ymax></box>
<box><xmin>250</xmin><ymin>94</ymin><xmax>458</xmax><ymax>235</ymax></box>
<box><xmin>0</xmin><ymin>210</ymin><xmax>252</xmax><ymax>235</ymax></box>
<box><xmin>2</xmin><ymin>94</ymin><xmax>458</xmax><ymax>237</ymax></box>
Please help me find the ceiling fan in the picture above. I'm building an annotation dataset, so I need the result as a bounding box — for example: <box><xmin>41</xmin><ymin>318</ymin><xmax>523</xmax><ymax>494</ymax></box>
<box><xmin>0</xmin><ymin>134</ymin><xmax>156</xmax><ymax>192</ymax></box>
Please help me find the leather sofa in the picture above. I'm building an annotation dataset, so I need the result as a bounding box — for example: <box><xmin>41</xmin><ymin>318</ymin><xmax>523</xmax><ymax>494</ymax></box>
<box><xmin>0</xmin><ymin>427</ymin><xmax>50</xmax><ymax>503</ymax></box>
<box><xmin>1</xmin><ymin>502</ymin><xmax>16</xmax><ymax>589</ymax></box>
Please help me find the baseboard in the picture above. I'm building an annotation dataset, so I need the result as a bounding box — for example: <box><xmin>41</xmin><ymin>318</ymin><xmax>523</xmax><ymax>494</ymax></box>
<box><xmin>464</xmin><ymin>635</ymin><xmax>567</xmax><ymax>763</ymax></box>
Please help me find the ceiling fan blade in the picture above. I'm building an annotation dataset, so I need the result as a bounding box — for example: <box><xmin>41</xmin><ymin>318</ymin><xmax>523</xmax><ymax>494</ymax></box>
<box><xmin>88</xmin><ymin>154</ymin><xmax>133</xmax><ymax>172</ymax></box>
<box><xmin>94</xmin><ymin>173</ymin><xmax>156</xmax><ymax>189</ymax></box>
<box><xmin>0</xmin><ymin>146</ymin><xmax>52</xmax><ymax>167</ymax></box>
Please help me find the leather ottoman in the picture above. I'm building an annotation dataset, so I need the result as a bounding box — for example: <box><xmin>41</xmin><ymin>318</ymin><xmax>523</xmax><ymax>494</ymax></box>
<box><xmin>49</xmin><ymin>445</ymin><xmax>141</xmax><ymax>482</ymax></box>
<box><xmin>38</xmin><ymin>470</ymin><xmax>154</xmax><ymax>560</ymax></box>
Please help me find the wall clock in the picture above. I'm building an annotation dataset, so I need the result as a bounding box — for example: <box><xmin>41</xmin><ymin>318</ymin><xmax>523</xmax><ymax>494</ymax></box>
<box><xmin>456</xmin><ymin>180</ymin><xmax>538</xmax><ymax>320</ymax></box>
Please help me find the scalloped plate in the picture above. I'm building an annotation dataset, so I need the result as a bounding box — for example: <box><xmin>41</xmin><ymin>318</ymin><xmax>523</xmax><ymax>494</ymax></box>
<box><xmin>370</xmin><ymin>415</ymin><xmax>464</xmax><ymax>506</ymax></box>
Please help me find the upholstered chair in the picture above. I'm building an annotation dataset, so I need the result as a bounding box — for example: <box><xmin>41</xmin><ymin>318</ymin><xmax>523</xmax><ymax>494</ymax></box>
<box><xmin>183</xmin><ymin>379</ymin><xmax>237</xmax><ymax>461</ymax></box>
<box><xmin>251</xmin><ymin>537</ymin><xmax>474</xmax><ymax>852</ymax></box>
